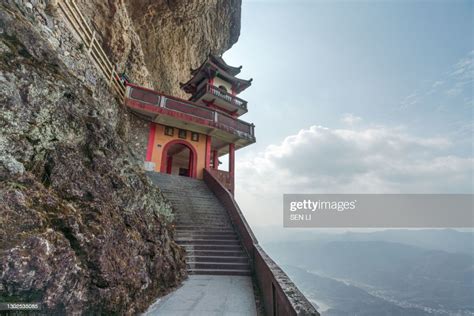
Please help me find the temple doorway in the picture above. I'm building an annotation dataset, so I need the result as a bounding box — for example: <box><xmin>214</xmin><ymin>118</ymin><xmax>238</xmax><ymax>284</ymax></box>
<box><xmin>161</xmin><ymin>141</ymin><xmax>196</xmax><ymax>178</ymax></box>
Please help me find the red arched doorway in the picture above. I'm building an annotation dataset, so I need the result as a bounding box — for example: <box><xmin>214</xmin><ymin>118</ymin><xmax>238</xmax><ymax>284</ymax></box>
<box><xmin>160</xmin><ymin>140</ymin><xmax>198</xmax><ymax>178</ymax></box>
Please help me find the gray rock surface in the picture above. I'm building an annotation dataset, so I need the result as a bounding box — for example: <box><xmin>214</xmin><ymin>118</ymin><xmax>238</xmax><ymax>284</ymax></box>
<box><xmin>0</xmin><ymin>0</ymin><xmax>241</xmax><ymax>314</ymax></box>
<box><xmin>77</xmin><ymin>0</ymin><xmax>242</xmax><ymax>97</ymax></box>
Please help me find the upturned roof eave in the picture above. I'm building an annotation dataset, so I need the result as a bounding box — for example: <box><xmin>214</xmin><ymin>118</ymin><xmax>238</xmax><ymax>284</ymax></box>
<box><xmin>181</xmin><ymin>60</ymin><xmax>252</xmax><ymax>93</ymax></box>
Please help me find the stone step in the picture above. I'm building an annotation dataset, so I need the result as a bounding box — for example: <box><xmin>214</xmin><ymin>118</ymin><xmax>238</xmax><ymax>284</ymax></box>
<box><xmin>147</xmin><ymin>172</ymin><xmax>252</xmax><ymax>277</ymax></box>
<box><xmin>175</xmin><ymin>218</ymin><xmax>230</xmax><ymax>223</ymax></box>
<box><xmin>175</xmin><ymin>214</ymin><xmax>229</xmax><ymax>218</ymax></box>
<box><xmin>182</xmin><ymin>244</ymin><xmax>242</xmax><ymax>251</ymax></box>
<box><xmin>176</xmin><ymin>225</ymin><xmax>232</xmax><ymax>230</ymax></box>
<box><xmin>188</xmin><ymin>256</ymin><xmax>249</xmax><ymax>263</ymax></box>
<box><xmin>176</xmin><ymin>230</ymin><xmax>237</xmax><ymax>236</ymax></box>
<box><xmin>175</xmin><ymin>225</ymin><xmax>234</xmax><ymax>231</ymax></box>
<box><xmin>177</xmin><ymin>239</ymin><xmax>241</xmax><ymax>246</ymax></box>
<box><xmin>168</xmin><ymin>200</ymin><xmax>222</xmax><ymax>204</ymax></box>
<box><xmin>176</xmin><ymin>210</ymin><xmax>227</xmax><ymax>217</ymax></box>
<box><xmin>175</xmin><ymin>215</ymin><xmax>229</xmax><ymax>218</ymax></box>
<box><xmin>175</xmin><ymin>211</ymin><xmax>225</xmax><ymax>215</ymax></box>
<box><xmin>188</xmin><ymin>269</ymin><xmax>252</xmax><ymax>276</ymax></box>
<box><xmin>175</xmin><ymin>226</ymin><xmax>234</xmax><ymax>231</ymax></box>
<box><xmin>174</xmin><ymin>208</ymin><xmax>225</xmax><ymax>211</ymax></box>
<box><xmin>176</xmin><ymin>216</ymin><xmax>229</xmax><ymax>219</ymax></box>
<box><xmin>166</xmin><ymin>196</ymin><xmax>220</xmax><ymax>200</ymax></box>
<box><xmin>176</xmin><ymin>221</ymin><xmax>230</xmax><ymax>225</ymax></box>
<box><xmin>175</xmin><ymin>233</ymin><xmax>237</xmax><ymax>239</ymax></box>
<box><xmin>176</xmin><ymin>223</ymin><xmax>233</xmax><ymax>231</ymax></box>
<box><xmin>176</xmin><ymin>218</ymin><xmax>228</xmax><ymax>222</ymax></box>
<box><xmin>176</xmin><ymin>234</ymin><xmax>238</xmax><ymax>240</ymax></box>
<box><xmin>186</xmin><ymin>250</ymin><xmax>247</xmax><ymax>257</ymax></box>
<box><xmin>187</xmin><ymin>261</ymin><xmax>250</xmax><ymax>271</ymax></box>
<box><xmin>161</xmin><ymin>186</ymin><xmax>210</xmax><ymax>190</ymax></box>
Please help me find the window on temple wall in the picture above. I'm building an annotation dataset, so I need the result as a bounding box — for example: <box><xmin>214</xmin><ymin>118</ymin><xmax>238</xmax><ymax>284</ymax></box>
<box><xmin>164</xmin><ymin>126</ymin><xmax>174</xmax><ymax>136</ymax></box>
<box><xmin>218</xmin><ymin>85</ymin><xmax>227</xmax><ymax>92</ymax></box>
<box><xmin>191</xmin><ymin>132</ymin><xmax>199</xmax><ymax>142</ymax></box>
<box><xmin>178</xmin><ymin>129</ymin><xmax>187</xmax><ymax>139</ymax></box>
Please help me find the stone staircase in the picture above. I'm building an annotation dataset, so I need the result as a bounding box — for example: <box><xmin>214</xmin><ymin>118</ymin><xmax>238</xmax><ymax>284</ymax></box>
<box><xmin>147</xmin><ymin>172</ymin><xmax>251</xmax><ymax>276</ymax></box>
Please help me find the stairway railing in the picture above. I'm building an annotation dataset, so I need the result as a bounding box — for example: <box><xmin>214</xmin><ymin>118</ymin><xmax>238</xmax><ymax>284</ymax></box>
<box><xmin>203</xmin><ymin>169</ymin><xmax>319</xmax><ymax>316</ymax></box>
<box><xmin>57</xmin><ymin>0</ymin><xmax>126</xmax><ymax>103</ymax></box>
<box><xmin>208</xmin><ymin>169</ymin><xmax>234</xmax><ymax>194</ymax></box>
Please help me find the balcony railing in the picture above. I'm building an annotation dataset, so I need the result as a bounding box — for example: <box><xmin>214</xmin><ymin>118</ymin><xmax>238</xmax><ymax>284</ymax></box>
<box><xmin>209</xmin><ymin>169</ymin><xmax>234</xmax><ymax>193</ymax></box>
<box><xmin>194</xmin><ymin>84</ymin><xmax>248</xmax><ymax>111</ymax></box>
<box><xmin>125</xmin><ymin>84</ymin><xmax>255</xmax><ymax>140</ymax></box>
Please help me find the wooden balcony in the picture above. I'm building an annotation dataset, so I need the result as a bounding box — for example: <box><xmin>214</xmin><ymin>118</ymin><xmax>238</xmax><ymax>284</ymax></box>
<box><xmin>193</xmin><ymin>83</ymin><xmax>248</xmax><ymax>116</ymax></box>
<box><xmin>124</xmin><ymin>84</ymin><xmax>255</xmax><ymax>148</ymax></box>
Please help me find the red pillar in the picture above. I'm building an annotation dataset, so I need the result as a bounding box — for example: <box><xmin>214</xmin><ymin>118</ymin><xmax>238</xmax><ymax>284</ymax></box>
<box><xmin>229</xmin><ymin>143</ymin><xmax>235</xmax><ymax>194</ymax></box>
<box><xmin>145</xmin><ymin>123</ymin><xmax>156</xmax><ymax>161</ymax></box>
<box><xmin>212</xmin><ymin>150</ymin><xmax>219</xmax><ymax>169</ymax></box>
<box><xmin>166</xmin><ymin>156</ymin><xmax>173</xmax><ymax>174</ymax></box>
<box><xmin>229</xmin><ymin>143</ymin><xmax>235</xmax><ymax>176</ymax></box>
<box><xmin>205</xmin><ymin>135</ymin><xmax>211</xmax><ymax>170</ymax></box>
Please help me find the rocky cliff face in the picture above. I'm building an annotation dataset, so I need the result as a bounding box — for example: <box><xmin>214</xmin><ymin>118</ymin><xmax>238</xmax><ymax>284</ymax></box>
<box><xmin>0</xmin><ymin>0</ymin><xmax>241</xmax><ymax>314</ymax></box>
<box><xmin>78</xmin><ymin>0</ymin><xmax>241</xmax><ymax>97</ymax></box>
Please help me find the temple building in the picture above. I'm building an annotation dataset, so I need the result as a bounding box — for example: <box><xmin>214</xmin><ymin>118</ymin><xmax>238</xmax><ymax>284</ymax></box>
<box><xmin>124</xmin><ymin>54</ymin><xmax>255</xmax><ymax>194</ymax></box>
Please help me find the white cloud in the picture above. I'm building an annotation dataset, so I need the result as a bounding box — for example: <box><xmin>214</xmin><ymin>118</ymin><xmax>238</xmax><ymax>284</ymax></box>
<box><xmin>450</xmin><ymin>50</ymin><xmax>473</xmax><ymax>80</ymax></box>
<box><xmin>399</xmin><ymin>92</ymin><xmax>420</xmax><ymax>109</ymax></box>
<box><xmin>235</xmin><ymin>124</ymin><xmax>473</xmax><ymax>226</ymax></box>
<box><xmin>446</xmin><ymin>87</ymin><xmax>463</xmax><ymax>96</ymax></box>
<box><xmin>401</xmin><ymin>50</ymin><xmax>473</xmax><ymax>108</ymax></box>
<box><xmin>341</xmin><ymin>113</ymin><xmax>362</xmax><ymax>125</ymax></box>
<box><xmin>432</xmin><ymin>80</ymin><xmax>444</xmax><ymax>88</ymax></box>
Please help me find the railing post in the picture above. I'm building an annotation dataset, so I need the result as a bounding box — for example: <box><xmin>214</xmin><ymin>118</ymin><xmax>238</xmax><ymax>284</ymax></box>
<box><xmin>125</xmin><ymin>85</ymin><xmax>131</xmax><ymax>99</ymax></box>
<box><xmin>160</xmin><ymin>96</ymin><xmax>167</xmax><ymax>108</ymax></box>
<box><xmin>88</xmin><ymin>30</ymin><xmax>95</xmax><ymax>54</ymax></box>
<box><xmin>212</xmin><ymin>150</ymin><xmax>219</xmax><ymax>170</ymax></box>
<box><xmin>109</xmin><ymin>67</ymin><xmax>115</xmax><ymax>86</ymax></box>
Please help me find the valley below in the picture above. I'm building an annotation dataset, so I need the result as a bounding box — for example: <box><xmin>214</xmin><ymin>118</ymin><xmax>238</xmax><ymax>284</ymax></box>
<box><xmin>259</xmin><ymin>229</ymin><xmax>474</xmax><ymax>316</ymax></box>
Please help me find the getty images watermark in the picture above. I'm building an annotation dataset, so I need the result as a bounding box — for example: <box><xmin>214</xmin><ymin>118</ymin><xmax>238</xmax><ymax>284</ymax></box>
<box><xmin>284</xmin><ymin>194</ymin><xmax>474</xmax><ymax>228</ymax></box>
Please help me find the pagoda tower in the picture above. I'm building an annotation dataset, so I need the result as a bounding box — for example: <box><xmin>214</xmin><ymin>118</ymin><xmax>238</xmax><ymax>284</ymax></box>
<box><xmin>124</xmin><ymin>54</ymin><xmax>255</xmax><ymax>194</ymax></box>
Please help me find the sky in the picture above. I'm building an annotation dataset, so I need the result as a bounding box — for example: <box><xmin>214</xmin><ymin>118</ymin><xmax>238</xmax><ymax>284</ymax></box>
<box><xmin>222</xmin><ymin>0</ymin><xmax>474</xmax><ymax>227</ymax></box>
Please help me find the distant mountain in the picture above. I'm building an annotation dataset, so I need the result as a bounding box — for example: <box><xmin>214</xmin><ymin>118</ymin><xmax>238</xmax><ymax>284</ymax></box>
<box><xmin>282</xmin><ymin>265</ymin><xmax>430</xmax><ymax>316</ymax></box>
<box><xmin>254</xmin><ymin>227</ymin><xmax>474</xmax><ymax>255</ymax></box>
<box><xmin>341</xmin><ymin>229</ymin><xmax>474</xmax><ymax>255</ymax></box>
<box><xmin>264</xmin><ymin>238</ymin><xmax>474</xmax><ymax>314</ymax></box>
